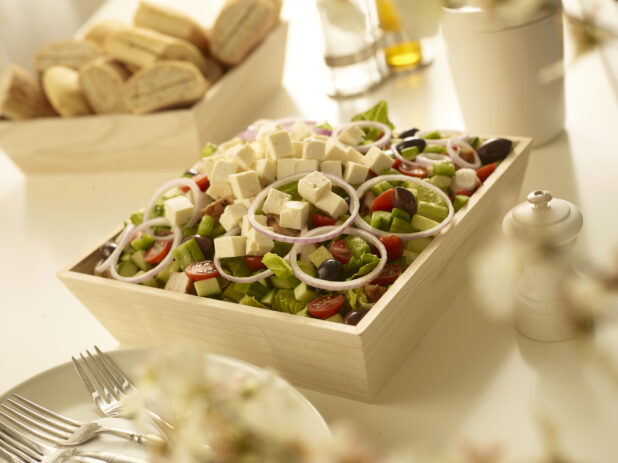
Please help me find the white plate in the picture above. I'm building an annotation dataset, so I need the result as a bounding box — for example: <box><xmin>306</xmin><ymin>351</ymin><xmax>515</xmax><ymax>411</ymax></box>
<box><xmin>0</xmin><ymin>347</ymin><xmax>331</xmax><ymax>449</ymax></box>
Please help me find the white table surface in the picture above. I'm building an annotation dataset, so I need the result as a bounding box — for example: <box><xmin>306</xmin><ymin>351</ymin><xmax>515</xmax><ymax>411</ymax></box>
<box><xmin>1</xmin><ymin>1</ymin><xmax>617</xmax><ymax>461</ymax></box>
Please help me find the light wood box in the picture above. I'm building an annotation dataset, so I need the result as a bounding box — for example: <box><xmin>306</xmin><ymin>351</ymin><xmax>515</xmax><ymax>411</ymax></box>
<box><xmin>59</xmin><ymin>137</ymin><xmax>532</xmax><ymax>401</ymax></box>
<box><xmin>0</xmin><ymin>21</ymin><xmax>287</xmax><ymax>173</ymax></box>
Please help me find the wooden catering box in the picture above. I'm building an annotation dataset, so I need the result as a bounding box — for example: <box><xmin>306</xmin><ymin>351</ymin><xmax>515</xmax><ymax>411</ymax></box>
<box><xmin>58</xmin><ymin>136</ymin><xmax>532</xmax><ymax>401</ymax></box>
<box><xmin>0</xmin><ymin>2</ymin><xmax>287</xmax><ymax>174</ymax></box>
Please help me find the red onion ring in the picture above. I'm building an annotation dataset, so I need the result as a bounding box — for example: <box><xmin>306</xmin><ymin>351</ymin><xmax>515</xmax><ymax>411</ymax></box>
<box><xmin>354</xmin><ymin>174</ymin><xmax>454</xmax><ymax>241</ymax></box>
<box><xmin>415</xmin><ymin>129</ymin><xmax>467</xmax><ymax>146</ymax></box>
<box><xmin>142</xmin><ymin>178</ymin><xmax>203</xmax><ymax>240</ymax></box>
<box><xmin>213</xmin><ymin>254</ymin><xmax>273</xmax><ymax>284</ymax></box>
<box><xmin>247</xmin><ymin>172</ymin><xmax>360</xmax><ymax>244</ymax></box>
<box><xmin>446</xmin><ymin>138</ymin><xmax>481</xmax><ymax>169</ymax></box>
<box><xmin>289</xmin><ymin>226</ymin><xmax>387</xmax><ymax>291</ymax></box>
<box><xmin>94</xmin><ymin>224</ymin><xmax>135</xmax><ymax>274</ymax></box>
<box><xmin>415</xmin><ymin>152</ymin><xmax>450</xmax><ymax>168</ymax></box>
<box><xmin>333</xmin><ymin>121</ymin><xmax>392</xmax><ymax>153</ymax></box>
<box><xmin>109</xmin><ymin>218</ymin><xmax>182</xmax><ymax>284</ymax></box>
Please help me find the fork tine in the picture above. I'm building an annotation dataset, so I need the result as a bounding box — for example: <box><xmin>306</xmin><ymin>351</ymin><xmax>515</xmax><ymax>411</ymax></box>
<box><xmin>94</xmin><ymin>346</ymin><xmax>136</xmax><ymax>393</ymax></box>
<box><xmin>11</xmin><ymin>396</ymin><xmax>79</xmax><ymax>427</ymax></box>
<box><xmin>0</xmin><ymin>405</ymin><xmax>69</xmax><ymax>443</ymax></box>
<box><xmin>80</xmin><ymin>351</ymin><xmax>119</xmax><ymax>403</ymax></box>
<box><xmin>0</xmin><ymin>421</ymin><xmax>44</xmax><ymax>463</ymax></box>
<box><xmin>85</xmin><ymin>350</ymin><xmax>123</xmax><ymax>399</ymax></box>
<box><xmin>71</xmin><ymin>356</ymin><xmax>105</xmax><ymax>412</ymax></box>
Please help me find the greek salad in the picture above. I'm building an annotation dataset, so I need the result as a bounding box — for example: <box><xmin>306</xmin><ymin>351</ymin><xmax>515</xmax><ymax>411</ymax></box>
<box><xmin>95</xmin><ymin>101</ymin><xmax>513</xmax><ymax>324</ymax></box>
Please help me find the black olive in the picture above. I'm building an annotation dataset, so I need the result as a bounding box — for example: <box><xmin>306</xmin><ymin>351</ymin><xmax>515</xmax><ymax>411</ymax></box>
<box><xmin>477</xmin><ymin>138</ymin><xmax>512</xmax><ymax>164</ymax></box>
<box><xmin>183</xmin><ymin>235</ymin><xmax>214</xmax><ymax>258</ymax></box>
<box><xmin>392</xmin><ymin>187</ymin><xmax>417</xmax><ymax>216</ymax></box>
<box><xmin>99</xmin><ymin>241</ymin><xmax>118</xmax><ymax>259</ymax></box>
<box><xmin>396</xmin><ymin>137</ymin><xmax>426</xmax><ymax>157</ymax></box>
<box><xmin>184</xmin><ymin>167</ymin><xmax>200</xmax><ymax>177</ymax></box>
<box><xmin>398</xmin><ymin>128</ymin><xmax>420</xmax><ymax>139</ymax></box>
<box><xmin>344</xmin><ymin>311</ymin><xmax>367</xmax><ymax>325</ymax></box>
<box><xmin>317</xmin><ymin>258</ymin><xmax>345</xmax><ymax>281</ymax></box>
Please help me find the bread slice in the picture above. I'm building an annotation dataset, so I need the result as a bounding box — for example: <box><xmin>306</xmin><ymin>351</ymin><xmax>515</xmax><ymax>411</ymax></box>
<box><xmin>82</xmin><ymin>20</ymin><xmax>131</xmax><ymax>48</ymax></box>
<box><xmin>0</xmin><ymin>65</ymin><xmax>56</xmax><ymax>119</ymax></box>
<box><xmin>42</xmin><ymin>66</ymin><xmax>92</xmax><ymax>117</ymax></box>
<box><xmin>133</xmin><ymin>1</ymin><xmax>209</xmax><ymax>53</ymax></box>
<box><xmin>123</xmin><ymin>60</ymin><xmax>209</xmax><ymax>114</ymax></box>
<box><xmin>79</xmin><ymin>57</ymin><xmax>129</xmax><ymax>114</ymax></box>
<box><xmin>34</xmin><ymin>39</ymin><xmax>103</xmax><ymax>73</ymax></box>
<box><xmin>105</xmin><ymin>26</ymin><xmax>209</xmax><ymax>76</ymax></box>
<box><xmin>209</xmin><ymin>0</ymin><xmax>279</xmax><ymax>65</ymax></box>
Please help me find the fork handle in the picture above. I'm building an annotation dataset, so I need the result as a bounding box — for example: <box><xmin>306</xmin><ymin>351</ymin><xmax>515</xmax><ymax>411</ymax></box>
<box><xmin>102</xmin><ymin>428</ymin><xmax>165</xmax><ymax>446</ymax></box>
<box><xmin>81</xmin><ymin>452</ymin><xmax>147</xmax><ymax>463</ymax></box>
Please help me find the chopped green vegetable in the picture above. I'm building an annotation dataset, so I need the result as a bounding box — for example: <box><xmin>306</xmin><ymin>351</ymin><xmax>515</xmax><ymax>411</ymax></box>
<box><xmin>453</xmin><ymin>194</ymin><xmax>470</xmax><ymax>212</ymax></box>
<box><xmin>344</xmin><ymin>235</ymin><xmax>370</xmax><ymax>258</ymax></box>
<box><xmin>391</xmin><ymin>208</ymin><xmax>411</xmax><ymax>221</ymax></box>
<box><xmin>276</xmin><ymin>181</ymin><xmax>301</xmax><ymax>201</ymax></box>
<box><xmin>411</xmin><ymin>214</ymin><xmax>440</xmax><ymax>231</ymax></box>
<box><xmin>401</xmin><ymin>249</ymin><xmax>419</xmax><ymax>266</ymax></box>
<box><xmin>370</xmin><ymin>181</ymin><xmax>393</xmax><ymax>196</ymax></box>
<box><xmin>346</xmin><ymin>287</ymin><xmax>368</xmax><ymax>311</ymax></box>
<box><xmin>351</xmin><ymin>100</ymin><xmax>395</xmax><ymax>141</ymax></box>
<box><xmin>272</xmin><ymin>241</ymin><xmax>293</xmax><ymax>257</ymax></box>
<box><xmin>315</xmin><ymin>121</ymin><xmax>333</xmax><ymax>130</ymax></box>
<box><xmin>344</xmin><ymin>252</ymin><xmax>380</xmax><ymax>279</ymax></box>
<box><xmin>239</xmin><ymin>295</ymin><xmax>268</xmax><ymax>309</ymax></box>
<box><xmin>222</xmin><ymin>282</ymin><xmax>249</xmax><ymax>303</ymax></box>
<box><xmin>423</xmin><ymin>130</ymin><xmax>441</xmax><ymax>140</ymax></box>
<box><xmin>262</xmin><ymin>253</ymin><xmax>300</xmax><ymax>288</ymax></box>
<box><xmin>172</xmin><ymin>238</ymin><xmax>205</xmax><ymax>270</ymax></box>
<box><xmin>308</xmin><ymin>246</ymin><xmax>333</xmax><ymax>268</ymax></box>
<box><xmin>424</xmin><ymin>145</ymin><xmax>446</xmax><ymax>154</ymax></box>
<box><xmin>260</xmin><ymin>289</ymin><xmax>276</xmax><ymax>306</ymax></box>
<box><xmin>468</xmin><ymin>136</ymin><xmax>481</xmax><ymax>150</ymax></box>
<box><xmin>201</xmin><ymin>143</ymin><xmax>218</xmax><ymax>158</ymax></box>
<box><xmin>417</xmin><ymin>200</ymin><xmax>448</xmax><ymax>222</ymax></box>
<box><xmin>294</xmin><ymin>282</ymin><xmax>317</xmax><ymax>303</ymax></box>
<box><xmin>155</xmin><ymin>261</ymin><xmax>180</xmax><ymax>285</ymax></box>
<box><xmin>432</xmin><ymin>160</ymin><xmax>456</xmax><ymax>177</ymax></box>
<box><xmin>130</xmin><ymin>233</ymin><xmax>155</xmax><ymax>251</ymax></box>
<box><xmin>246</xmin><ymin>281</ymin><xmax>269</xmax><ymax>300</ymax></box>
<box><xmin>221</xmin><ymin>257</ymin><xmax>251</xmax><ymax>278</ymax></box>
<box><xmin>405</xmin><ymin>237</ymin><xmax>432</xmax><ymax>253</ymax></box>
<box><xmin>297</xmin><ymin>260</ymin><xmax>316</xmax><ymax>277</ymax></box>
<box><xmin>424</xmin><ymin>175</ymin><xmax>452</xmax><ymax>192</ymax></box>
<box><xmin>370</xmin><ymin>210</ymin><xmax>392</xmax><ymax>231</ymax></box>
<box><xmin>135</xmin><ymin>271</ymin><xmax>159</xmax><ymax>288</ymax></box>
<box><xmin>118</xmin><ymin>261</ymin><xmax>139</xmax><ymax>277</ymax></box>
<box><xmin>211</xmin><ymin>223</ymin><xmax>226</xmax><ymax>238</ymax></box>
<box><xmin>182</xmin><ymin>225</ymin><xmax>198</xmax><ymax>239</ymax></box>
<box><xmin>390</xmin><ymin>216</ymin><xmax>414</xmax><ymax>233</ymax></box>
<box><xmin>197</xmin><ymin>214</ymin><xmax>215</xmax><ymax>237</ymax></box>
<box><xmin>272</xmin><ymin>289</ymin><xmax>306</xmax><ymax>314</ymax></box>
<box><xmin>295</xmin><ymin>307</ymin><xmax>312</xmax><ymax>317</ymax></box>
<box><xmin>194</xmin><ymin>278</ymin><xmax>221</xmax><ymax>297</ymax></box>
<box><xmin>130</xmin><ymin>212</ymin><xmax>143</xmax><ymax>226</ymax></box>
<box><xmin>326</xmin><ymin>313</ymin><xmax>344</xmax><ymax>323</ymax></box>
<box><xmin>131</xmin><ymin>250</ymin><xmax>153</xmax><ymax>271</ymax></box>
<box><xmin>401</xmin><ymin>145</ymin><xmax>419</xmax><ymax>160</ymax></box>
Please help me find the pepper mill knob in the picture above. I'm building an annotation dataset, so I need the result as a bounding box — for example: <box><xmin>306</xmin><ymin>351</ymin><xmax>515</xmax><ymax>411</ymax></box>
<box><xmin>527</xmin><ymin>190</ymin><xmax>552</xmax><ymax>209</ymax></box>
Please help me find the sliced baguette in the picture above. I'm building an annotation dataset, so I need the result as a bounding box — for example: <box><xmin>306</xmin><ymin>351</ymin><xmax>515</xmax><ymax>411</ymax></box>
<box><xmin>123</xmin><ymin>60</ymin><xmax>209</xmax><ymax>114</ymax></box>
<box><xmin>42</xmin><ymin>66</ymin><xmax>92</xmax><ymax>117</ymax></box>
<box><xmin>79</xmin><ymin>57</ymin><xmax>129</xmax><ymax>114</ymax></box>
<box><xmin>82</xmin><ymin>20</ymin><xmax>131</xmax><ymax>48</ymax></box>
<box><xmin>210</xmin><ymin>0</ymin><xmax>279</xmax><ymax>65</ymax></box>
<box><xmin>133</xmin><ymin>1</ymin><xmax>209</xmax><ymax>53</ymax></box>
<box><xmin>105</xmin><ymin>26</ymin><xmax>209</xmax><ymax>76</ymax></box>
<box><xmin>34</xmin><ymin>39</ymin><xmax>103</xmax><ymax>73</ymax></box>
<box><xmin>0</xmin><ymin>65</ymin><xmax>56</xmax><ymax>119</ymax></box>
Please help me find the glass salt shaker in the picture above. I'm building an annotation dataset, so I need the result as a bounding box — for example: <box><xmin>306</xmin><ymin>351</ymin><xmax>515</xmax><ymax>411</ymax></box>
<box><xmin>502</xmin><ymin>190</ymin><xmax>584</xmax><ymax>342</ymax></box>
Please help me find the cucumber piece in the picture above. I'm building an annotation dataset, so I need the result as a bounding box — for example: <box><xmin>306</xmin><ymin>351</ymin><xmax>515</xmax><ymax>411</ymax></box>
<box><xmin>182</xmin><ymin>226</ymin><xmax>198</xmax><ymax>239</ymax></box>
<box><xmin>417</xmin><ymin>200</ymin><xmax>448</xmax><ymax>222</ymax></box>
<box><xmin>453</xmin><ymin>194</ymin><xmax>470</xmax><ymax>212</ymax></box>
<box><xmin>424</xmin><ymin>144</ymin><xmax>446</xmax><ymax>153</ymax></box>
<box><xmin>130</xmin><ymin>212</ymin><xmax>143</xmax><ymax>225</ymax></box>
<box><xmin>345</xmin><ymin>235</ymin><xmax>370</xmax><ymax>258</ymax></box>
<box><xmin>194</xmin><ymin>278</ymin><xmax>221</xmax><ymax>297</ymax></box>
<box><xmin>390</xmin><ymin>216</ymin><xmax>414</xmax><ymax>233</ymax></box>
<box><xmin>405</xmin><ymin>187</ymin><xmax>418</xmax><ymax>198</ymax></box>
<box><xmin>294</xmin><ymin>282</ymin><xmax>317</xmax><ymax>303</ymax></box>
<box><xmin>272</xmin><ymin>241</ymin><xmax>293</xmax><ymax>257</ymax></box>
<box><xmin>257</xmin><ymin>276</ymin><xmax>271</xmax><ymax>289</ymax></box>
<box><xmin>155</xmin><ymin>260</ymin><xmax>180</xmax><ymax>285</ymax></box>
<box><xmin>239</xmin><ymin>295</ymin><xmax>268</xmax><ymax>309</ymax></box>
<box><xmin>260</xmin><ymin>289</ymin><xmax>276</xmax><ymax>306</ymax></box>
<box><xmin>120</xmin><ymin>252</ymin><xmax>134</xmax><ymax>264</ymax></box>
<box><xmin>197</xmin><ymin>214</ymin><xmax>215</xmax><ymax>237</ymax></box>
<box><xmin>326</xmin><ymin>313</ymin><xmax>344</xmax><ymax>323</ymax></box>
<box><xmin>172</xmin><ymin>238</ymin><xmax>205</xmax><ymax>270</ymax></box>
<box><xmin>201</xmin><ymin>142</ymin><xmax>218</xmax><ymax>158</ymax></box>
<box><xmin>222</xmin><ymin>282</ymin><xmax>249</xmax><ymax>303</ymax></box>
<box><xmin>272</xmin><ymin>289</ymin><xmax>306</xmax><ymax>314</ymax></box>
<box><xmin>134</xmin><ymin>271</ymin><xmax>159</xmax><ymax>288</ymax></box>
<box><xmin>423</xmin><ymin>130</ymin><xmax>441</xmax><ymax>140</ymax></box>
<box><xmin>405</xmin><ymin>237</ymin><xmax>432</xmax><ymax>253</ymax></box>
<box><xmin>424</xmin><ymin>175</ymin><xmax>452</xmax><ymax>191</ymax></box>
<box><xmin>221</xmin><ymin>257</ymin><xmax>251</xmax><ymax>278</ymax></box>
<box><xmin>370</xmin><ymin>211</ymin><xmax>392</xmax><ymax>231</ymax></box>
<box><xmin>211</xmin><ymin>223</ymin><xmax>226</xmax><ymax>238</ymax></box>
<box><xmin>130</xmin><ymin>250</ymin><xmax>153</xmax><ymax>271</ymax></box>
<box><xmin>401</xmin><ymin>145</ymin><xmax>419</xmax><ymax>160</ymax></box>
<box><xmin>131</xmin><ymin>233</ymin><xmax>155</xmax><ymax>251</ymax></box>
<box><xmin>401</xmin><ymin>249</ymin><xmax>419</xmax><ymax>266</ymax></box>
<box><xmin>432</xmin><ymin>160</ymin><xmax>456</xmax><ymax>177</ymax></box>
<box><xmin>297</xmin><ymin>260</ymin><xmax>316</xmax><ymax>278</ymax></box>
<box><xmin>308</xmin><ymin>246</ymin><xmax>333</xmax><ymax>267</ymax></box>
<box><xmin>295</xmin><ymin>307</ymin><xmax>312</xmax><ymax>317</ymax></box>
<box><xmin>468</xmin><ymin>136</ymin><xmax>481</xmax><ymax>150</ymax></box>
<box><xmin>391</xmin><ymin>208</ymin><xmax>411</xmax><ymax>222</ymax></box>
<box><xmin>416</xmin><ymin>186</ymin><xmax>446</xmax><ymax>206</ymax></box>
<box><xmin>411</xmin><ymin>214</ymin><xmax>440</xmax><ymax>231</ymax></box>
<box><xmin>247</xmin><ymin>281</ymin><xmax>269</xmax><ymax>300</ymax></box>
<box><xmin>370</xmin><ymin>181</ymin><xmax>393</xmax><ymax>196</ymax></box>
<box><xmin>118</xmin><ymin>261</ymin><xmax>139</xmax><ymax>277</ymax></box>
<box><xmin>276</xmin><ymin>181</ymin><xmax>301</xmax><ymax>201</ymax></box>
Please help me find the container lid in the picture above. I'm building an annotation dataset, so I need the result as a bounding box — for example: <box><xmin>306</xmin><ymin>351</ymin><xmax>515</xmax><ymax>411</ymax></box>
<box><xmin>502</xmin><ymin>190</ymin><xmax>583</xmax><ymax>247</ymax></box>
<box><xmin>441</xmin><ymin>2</ymin><xmax>559</xmax><ymax>32</ymax></box>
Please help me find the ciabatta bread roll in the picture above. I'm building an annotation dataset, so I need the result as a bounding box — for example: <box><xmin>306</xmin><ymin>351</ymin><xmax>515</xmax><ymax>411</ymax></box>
<box><xmin>0</xmin><ymin>65</ymin><xmax>56</xmax><ymax>119</ymax></box>
<box><xmin>79</xmin><ymin>57</ymin><xmax>129</xmax><ymax>114</ymax></box>
<box><xmin>209</xmin><ymin>0</ymin><xmax>280</xmax><ymax>65</ymax></box>
<box><xmin>133</xmin><ymin>1</ymin><xmax>209</xmax><ymax>53</ymax></box>
<box><xmin>82</xmin><ymin>20</ymin><xmax>130</xmax><ymax>48</ymax></box>
<box><xmin>34</xmin><ymin>39</ymin><xmax>103</xmax><ymax>73</ymax></box>
<box><xmin>105</xmin><ymin>27</ymin><xmax>209</xmax><ymax>76</ymax></box>
<box><xmin>42</xmin><ymin>66</ymin><xmax>92</xmax><ymax>117</ymax></box>
<box><xmin>123</xmin><ymin>60</ymin><xmax>209</xmax><ymax>114</ymax></box>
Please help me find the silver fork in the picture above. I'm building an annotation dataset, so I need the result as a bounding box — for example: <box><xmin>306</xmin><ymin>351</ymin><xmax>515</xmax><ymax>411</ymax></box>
<box><xmin>72</xmin><ymin>347</ymin><xmax>173</xmax><ymax>437</ymax></box>
<box><xmin>0</xmin><ymin>395</ymin><xmax>163</xmax><ymax>448</ymax></box>
<box><xmin>0</xmin><ymin>420</ymin><xmax>146</xmax><ymax>463</ymax></box>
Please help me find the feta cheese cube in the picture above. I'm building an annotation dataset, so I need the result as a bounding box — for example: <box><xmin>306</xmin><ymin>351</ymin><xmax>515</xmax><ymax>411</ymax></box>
<box><xmin>201</xmin><ymin>154</ymin><xmax>224</xmax><ymax>178</ymax></box>
<box><xmin>276</xmin><ymin>158</ymin><xmax>296</xmax><ymax>179</ymax></box>
<box><xmin>255</xmin><ymin>159</ymin><xmax>276</xmax><ymax>186</ymax></box>
<box><xmin>313</xmin><ymin>134</ymin><xmax>330</xmax><ymax>141</ymax></box>
<box><xmin>164</xmin><ymin>195</ymin><xmax>194</xmax><ymax>227</ymax></box>
<box><xmin>263</xmin><ymin>188</ymin><xmax>292</xmax><ymax>215</ymax></box>
<box><xmin>219</xmin><ymin>202</ymin><xmax>248</xmax><ymax>231</ymax></box>
<box><xmin>324</xmin><ymin>138</ymin><xmax>350</xmax><ymax>162</ymax></box>
<box><xmin>234</xmin><ymin>197</ymin><xmax>255</xmax><ymax>209</ymax></box>
<box><xmin>338</xmin><ymin>124</ymin><xmax>365</xmax><ymax>146</ymax></box>
<box><xmin>292</xmin><ymin>140</ymin><xmax>303</xmax><ymax>157</ymax></box>
<box><xmin>206</xmin><ymin>181</ymin><xmax>233</xmax><ymax>200</ymax></box>
<box><xmin>302</xmin><ymin>138</ymin><xmax>326</xmax><ymax>160</ymax></box>
<box><xmin>346</xmin><ymin>147</ymin><xmax>366</xmax><ymax>164</ymax></box>
<box><xmin>290</xmin><ymin>121</ymin><xmax>313</xmax><ymax>141</ymax></box>
<box><xmin>246</xmin><ymin>228</ymin><xmax>275</xmax><ymax>256</ymax></box>
<box><xmin>250</xmin><ymin>141</ymin><xmax>265</xmax><ymax>159</ymax></box>
<box><xmin>229</xmin><ymin>170</ymin><xmax>261</xmax><ymax>199</ymax></box>
<box><xmin>228</xmin><ymin>144</ymin><xmax>256</xmax><ymax>170</ymax></box>
<box><xmin>256</xmin><ymin>121</ymin><xmax>283</xmax><ymax>141</ymax></box>
<box><xmin>343</xmin><ymin>161</ymin><xmax>369</xmax><ymax>184</ymax></box>
<box><xmin>265</xmin><ymin>130</ymin><xmax>293</xmax><ymax>159</ymax></box>
<box><xmin>320</xmin><ymin>160</ymin><xmax>342</xmax><ymax>178</ymax></box>
<box><xmin>219</xmin><ymin>137</ymin><xmax>242</xmax><ymax>152</ymax></box>
<box><xmin>295</xmin><ymin>159</ymin><xmax>319</xmax><ymax>173</ymax></box>
<box><xmin>315</xmin><ymin>191</ymin><xmax>348</xmax><ymax>218</ymax></box>
<box><xmin>214</xmin><ymin>236</ymin><xmax>247</xmax><ymax>258</ymax></box>
<box><xmin>363</xmin><ymin>146</ymin><xmax>394</xmax><ymax>174</ymax></box>
<box><xmin>280</xmin><ymin>201</ymin><xmax>309</xmax><ymax>230</ymax></box>
<box><xmin>298</xmin><ymin>171</ymin><xmax>332</xmax><ymax>203</ymax></box>
<box><xmin>211</xmin><ymin>159</ymin><xmax>238</xmax><ymax>182</ymax></box>
<box><xmin>241</xmin><ymin>214</ymin><xmax>267</xmax><ymax>236</ymax></box>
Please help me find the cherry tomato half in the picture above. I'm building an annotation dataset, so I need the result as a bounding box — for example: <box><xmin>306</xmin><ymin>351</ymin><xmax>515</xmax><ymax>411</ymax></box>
<box><xmin>392</xmin><ymin>158</ymin><xmax>402</xmax><ymax>170</ymax></box>
<box><xmin>330</xmin><ymin>239</ymin><xmax>352</xmax><ymax>264</ymax></box>
<box><xmin>310</xmin><ymin>213</ymin><xmax>336</xmax><ymax>227</ymax></box>
<box><xmin>476</xmin><ymin>163</ymin><xmax>497</xmax><ymax>183</ymax></box>
<box><xmin>143</xmin><ymin>240</ymin><xmax>171</xmax><ymax>265</ymax></box>
<box><xmin>307</xmin><ymin>295</ymin><xmax>346</xmax><ymax>319</ymax></box>
<box><xmin>180</xmin><ymin>173</ymin><xmax>210</xmax><ymax>192</ymax></box>
<box><xmin>379</xmin><ymin>235</ymin><xmax>404</xmax><ymax>261</ymax></box>
<box><xmin>370</xmin><ymin>189</ymin><xmax>395</xmax><ymax>213</ymax></box>
<box><xmin>244</xmin><ymin>255</ymin><xmax>267</xmax><ymax>271</ymax></box>
<box><xmin>184</xmin><ymin>260</ymin><xmax>219</xmax><ymax>281</ymax></box>
<box><xmin>372</xmin><ymin>263</ymin><xmax>402</xmax><ymax>285</ymax></box>
<box><xmin>397</xmin><ymin>162</ymin><xmax>428</xmax><ymax>178</ymax></box>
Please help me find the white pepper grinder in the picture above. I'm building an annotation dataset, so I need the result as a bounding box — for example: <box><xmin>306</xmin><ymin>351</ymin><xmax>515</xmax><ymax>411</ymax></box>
<box><xmin>502</xmin><ymin>190</ymin><xmax>584</xmax><ymax>342</ymax></box>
